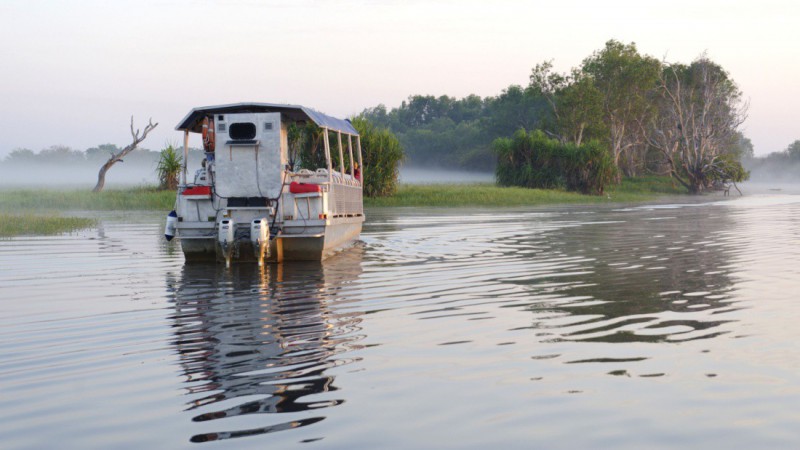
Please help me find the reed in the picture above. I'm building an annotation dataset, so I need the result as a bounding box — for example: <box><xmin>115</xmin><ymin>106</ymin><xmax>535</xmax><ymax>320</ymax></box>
<box><xmin>0</xmin><ymin>213</ymin><xmax>96</xmax><ymax>237</ymax></box>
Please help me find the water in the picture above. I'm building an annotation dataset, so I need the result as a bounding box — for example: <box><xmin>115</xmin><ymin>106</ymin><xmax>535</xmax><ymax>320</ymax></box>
<box><xmin>2</xmin><ymin>194</ymin><xmax>800</xmax><ymax>448</ymax></box>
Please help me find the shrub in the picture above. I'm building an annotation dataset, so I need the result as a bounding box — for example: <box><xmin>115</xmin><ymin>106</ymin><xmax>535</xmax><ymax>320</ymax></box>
<box><xmin>494</xmin><ymin>129</ymin><xmax>616</xmax><ymax>195</ymax></box>
<box><xmin>156</xmin><ymin>143</ymin><xmax>182</xmax><ymax>190</ymax></box>
<box><xmin>350</xmin><ymin>116</ymin><xmax>405</xmax><ymax>197</ymax></box>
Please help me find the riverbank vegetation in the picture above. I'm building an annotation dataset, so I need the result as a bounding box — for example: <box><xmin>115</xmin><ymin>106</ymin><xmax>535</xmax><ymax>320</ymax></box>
<box><xmin>288</xmin><ymin>117</ymin><xmax>404</xmax><ymax>197</ymax></box>
<box><xmin>362</xmin><ymin>40</ymin><xmax>750</xmax><ymax>194</ymax></box>
<box><xmin>494</xmin><ymin>130</ymin><xmax>616</xmax><ymax>195</ymax></box>
<box><xmin>365</xmin><ymin>176</ymin><xmax>685</xmax><ymax>207</ymax></box>
<box><xmin>1</xmin><ymin>176</ymin><xmax>684</xmax><ymax>214</ymax></box>
<box><xmin>0</xmin><ymin>186</ymin><xmax>175</xmax><ymax>211</ymax></box>
<box><xmin>0</xmin><ymin>213</ymin><xmax>96</xmax><ymax>237</ymax></box>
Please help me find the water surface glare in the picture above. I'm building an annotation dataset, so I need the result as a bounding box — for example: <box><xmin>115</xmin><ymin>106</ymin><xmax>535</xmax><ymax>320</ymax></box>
<box><xmin>2</xmin><ymin>195</ymin><xmax>800</xmax><ymax>448</ymax></box>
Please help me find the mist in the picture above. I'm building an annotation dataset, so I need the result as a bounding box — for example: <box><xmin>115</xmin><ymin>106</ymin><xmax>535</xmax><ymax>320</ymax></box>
<box><xmin>399</xmin><ymin>166</ymin><xmax>494</xmax><ymax>185</ymax></box>
<box><xmin>742</xmin><ymin>157</ymin><xmax>800</xmax><ymax>194</ymax></box>
<box><xmin>0</xmin><ymin>163</ymin><xmax>157</xmax><ymax>188</ymax></box>
<box><xmin>0</xmin><ymin>153</ymin><xmax>206</xmax><ymax>189</ymax></box>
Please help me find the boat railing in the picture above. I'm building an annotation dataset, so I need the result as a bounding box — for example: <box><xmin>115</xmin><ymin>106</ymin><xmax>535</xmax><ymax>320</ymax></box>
<box><xmin>288</xmin><ymin>169</ymin><xmax>363</xmax><ymax>218</ymax></box>
<box><xmin>329</xmin><ymin>181</ymin><xmax>363</xmax><ymax>217</ymax></box>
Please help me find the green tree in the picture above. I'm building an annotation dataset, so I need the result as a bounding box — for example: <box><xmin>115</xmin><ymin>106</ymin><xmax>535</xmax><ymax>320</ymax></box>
<box><xmin>529</xmin><ymin>62</ymin><xmax>605</xmax><ymax>146</ymax></box>
<box><xmin>581</xmin><ymin>40</ymin><xmax>662</xmax><ymax>177</ymax></box>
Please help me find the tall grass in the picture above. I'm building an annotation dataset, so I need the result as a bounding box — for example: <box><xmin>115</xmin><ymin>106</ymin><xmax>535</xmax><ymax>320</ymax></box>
<box><xmin>0</xmin><ymin>213</ymin><xmax>96</xmax><ymax>237</ymax></box>
<box><xmin>0</xmin><ymin>186</ymin><xmax>175</xmax><ymax>211</ymax></box>
<box><xmin>0</xmin><ymin>177</ymin><xmax>685</xmax><ymax>213</ymax></box>
<box><xmin>365</xmin><ymin>178</ymin><xmax>684</xmax><ymax>208</ymax></box>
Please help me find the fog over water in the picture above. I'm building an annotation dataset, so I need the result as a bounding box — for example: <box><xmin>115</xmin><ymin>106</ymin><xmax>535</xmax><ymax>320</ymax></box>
<box><xmin>398</xmin><ymin>166</ymin><xmax>494</xmax><ymax>185</ymax></box>
<box><xmin>0</xmin><ymin>162</ymin><xmax>495</xmax><ymax>188</ymax></box>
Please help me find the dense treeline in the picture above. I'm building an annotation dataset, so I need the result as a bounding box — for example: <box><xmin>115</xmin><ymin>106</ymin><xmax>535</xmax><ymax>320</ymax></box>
<box><xmin>1</xmin><ymin>144</ymin><xmax>205</xmax><ymax>167</ymax></box>
<box><xmin>363</xmin><ymin>40</ymin><xmax>751</xmax><ymax>194</ymax></box>
<box><xmin>362</xmin><ymin>88</ymin><xmax>545</xmax><ymax>170</ymax></box>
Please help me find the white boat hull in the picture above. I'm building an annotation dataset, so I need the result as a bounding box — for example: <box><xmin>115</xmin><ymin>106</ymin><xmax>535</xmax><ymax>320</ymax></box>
<box><xmin>178</xmin><ymin>217</ymin><xmax>363</xmax><ymax>263</ymax></box>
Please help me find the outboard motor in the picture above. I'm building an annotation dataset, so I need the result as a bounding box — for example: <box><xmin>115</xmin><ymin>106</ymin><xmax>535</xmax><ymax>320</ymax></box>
<box><xmin>164</xmin><ymin>210</ymin><xmax>177</xmax><ymax>241</ymax></box>
<box><xmin>218</xmin><ymin>218</ymin><xmax>236</xmax><ymax>267</ymax></box>
<box><xmin>250</xmin><ymin>218</ymin><xmax>269</xmax><ymax>266</ymax></box>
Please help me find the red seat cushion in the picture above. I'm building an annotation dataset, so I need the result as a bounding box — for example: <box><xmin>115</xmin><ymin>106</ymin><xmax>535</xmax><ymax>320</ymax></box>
<box><xmin>182</xmin><ymin>186</ymin><xmax>211</xmax><ymax>196</ymax></box>
<box><xmin>289</xmin><ymin>181</ymin><xmax>322</xmax><ymax>194</ymax></box>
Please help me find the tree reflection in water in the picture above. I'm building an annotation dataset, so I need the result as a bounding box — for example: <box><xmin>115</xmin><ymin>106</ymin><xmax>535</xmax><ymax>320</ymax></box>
<box><xmin>165</xmin><ymin>248</ymin><xmax>365</xmax><ymax>443</ymax></box>
<box><xmin>498</xmin><ymin>206</ymin><xmax>743</xmax><ymax>344</ymax></box>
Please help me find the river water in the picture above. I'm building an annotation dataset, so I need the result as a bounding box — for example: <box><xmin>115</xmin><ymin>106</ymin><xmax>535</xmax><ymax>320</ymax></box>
<box><xmin>2</xmin><ymin>192</ymin><xmax>800</xmax><ymax>448</ymax></box>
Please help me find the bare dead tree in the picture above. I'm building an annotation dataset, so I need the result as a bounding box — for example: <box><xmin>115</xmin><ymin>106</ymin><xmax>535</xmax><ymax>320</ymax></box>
<box><xmin>646</xmin><ymin>57</ymin><xmax>747</xmax><ymax>193</ymax></box>
<box><xmin>92</xmin><ymin>117</ymin><xmax>158</xmax><ymax>192</ymax></box>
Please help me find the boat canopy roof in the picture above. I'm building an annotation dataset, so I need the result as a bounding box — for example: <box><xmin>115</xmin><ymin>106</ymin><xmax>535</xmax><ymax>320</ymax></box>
<box><xmin>175</xmin><ymin>102</ymin><xmax>359</xmax><ymax>136</ymax></box>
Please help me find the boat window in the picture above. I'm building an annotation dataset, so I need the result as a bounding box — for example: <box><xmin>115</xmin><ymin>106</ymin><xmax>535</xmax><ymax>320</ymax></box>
<box><xmin>229</xmin><ymin>122</ymin><xmax>257</xmax><ymax>140</ymax></box>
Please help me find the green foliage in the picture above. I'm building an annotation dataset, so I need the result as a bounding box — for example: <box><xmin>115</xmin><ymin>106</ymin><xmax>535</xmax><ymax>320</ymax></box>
<box><xmin>494</xmin><ymin>129</ymin><xmax>617</xmax><ymax>195</ymax></box>
<box><xmin>350</xmin><ymin>116</ymin><xmax>405</xmax><ymax>197</ymax></box>
<box><xmin>156</xmin><ymin>143</ymin><xmax>182</xmax><ymax>190</ymax></box>
<box><xmin>0</xmin><ymin>213</ymin><xmax>96</xmax><ymax>237</ymax></box>
<box><xmin>361</xmin><ymin>90</ymin><xmax>547</xmax><ymax>171</ymax></box>
<box><xmin>707</xmin><ymin>154</ymin><xmax>750</xmax><ymax>184</ymax></box>
<box><xmin>288</xmin><ymin>122</ymin><xmax>327</xmax><ymax>171</ymax></box>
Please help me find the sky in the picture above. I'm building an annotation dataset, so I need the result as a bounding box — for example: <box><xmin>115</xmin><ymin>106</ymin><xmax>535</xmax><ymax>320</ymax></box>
<box><xmin>1</xmin><ymin>0</ymin><xmax>799</xmax><ymax>156</ymax></box>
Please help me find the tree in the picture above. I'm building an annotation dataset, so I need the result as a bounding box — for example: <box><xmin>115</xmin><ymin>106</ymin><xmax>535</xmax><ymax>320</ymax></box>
<box><xmin>786</xmin><ymin>140</ymin><xmax>800</xmax><ymax>160</ymax></box>
<box><xmin>85</xmin><ymin>144</ymin><xmax>121</xmax><ymax>162</ymax></box>
<box><xmin>581</xmin><ymin>40</ymin><xmax>662</xmax><ymax>177</ymax></box>
<box><xmin>529</xmin><ymin>62</ymin><xmax>605</xmax><ymax>146</ymax></box>
<box><xmin>93</xmin><ymin>117</ymin><xmax>158</xmax><ymax>192</ymax></box>
<box><xmin>647</xmin><ymin>57</ymin><xmax>748</xmax><ymax>193</ymax></box>
<box><xmin>4</xmin><ymin>148</ymin><xmax>36</xmax><ymax>164</ymax></box>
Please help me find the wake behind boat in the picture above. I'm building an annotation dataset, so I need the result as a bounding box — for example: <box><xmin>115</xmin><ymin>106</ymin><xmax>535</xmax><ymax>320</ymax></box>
<box><xmin>165</xmin><ymin>103</ymin><xmax>365</xmax><ymax>265</ymax></box>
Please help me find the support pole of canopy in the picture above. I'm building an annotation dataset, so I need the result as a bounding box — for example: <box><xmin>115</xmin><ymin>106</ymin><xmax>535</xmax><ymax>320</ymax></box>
<box><xmin>337</xmin><ymin>131</ymin><xmax>345</xmax><ymax>176</ymax></box>
<box><xmin>347</xmin><ymin>135</ymin><xmax>355</xmax><ymax>178</ymax></box>
<box><xmin>356</xmin><ymin>135</ymin><xmax>363</xmax><ymax>186</ymax></box>
<box><xmin>323</xmin><ymin>127</ymin><xmax>333</xmax><ymax>184</ymax></box>
<box><xmin>182</xmin><ymin>130</ymin><xmax>189</xmax><ymax>186</ymax></box>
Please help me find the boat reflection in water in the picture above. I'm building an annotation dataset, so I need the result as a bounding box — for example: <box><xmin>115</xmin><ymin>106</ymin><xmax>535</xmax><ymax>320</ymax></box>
<box><xmin>166</xmin><ymin>247</ymin><xmax>365</xmax><ymax>443</ymax></box>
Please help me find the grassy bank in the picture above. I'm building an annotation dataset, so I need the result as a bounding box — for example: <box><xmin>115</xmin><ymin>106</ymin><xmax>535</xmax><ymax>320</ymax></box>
<box><xmin>0</xmin><ymin>213</ymin><xmax>96</xmax><ymax>237</ymax></box>
<box><xmin>0</xmin><ymin>186</ymin><xmax>175</xmax><ymax>211</ymax></box>
<box><xmin>0</xmin><ymin>177</ymin><xmax>686</xmax><ymax>213</ymax></box>
<box><xmin>365</xmin><ymin>176</ymin><xmax>687</xmax><ymax>208</ymax></box>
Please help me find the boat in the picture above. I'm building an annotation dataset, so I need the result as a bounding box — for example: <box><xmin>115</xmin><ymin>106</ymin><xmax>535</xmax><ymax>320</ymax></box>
<box><xmin>165</xmin><ymin>103</ymin><xmax>365</xmax><ymax>265</ymax></box>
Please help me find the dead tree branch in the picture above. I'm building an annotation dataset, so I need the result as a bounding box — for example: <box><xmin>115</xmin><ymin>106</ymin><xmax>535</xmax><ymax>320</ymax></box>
<box><xmin>92</xmin><ymin>117</ymin><xmax>158</xmax><ymax>192</ymax></box>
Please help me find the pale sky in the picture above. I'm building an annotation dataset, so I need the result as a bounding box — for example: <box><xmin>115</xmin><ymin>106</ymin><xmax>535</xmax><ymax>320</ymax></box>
<box><xmin>1</xmin><ymin>0</ymin><xmax>798</xmax><ymax>156</ymax></box>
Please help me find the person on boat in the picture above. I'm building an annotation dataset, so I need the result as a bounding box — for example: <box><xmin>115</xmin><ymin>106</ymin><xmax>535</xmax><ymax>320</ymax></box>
<box><xmin>354</xmin><ymin>162</ymin><xmax>361</xmax><ymax>182</ymax></box>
